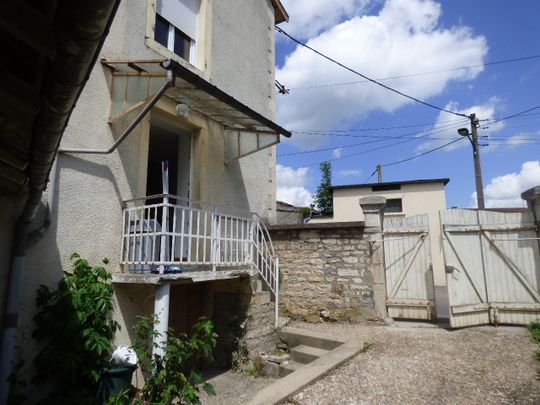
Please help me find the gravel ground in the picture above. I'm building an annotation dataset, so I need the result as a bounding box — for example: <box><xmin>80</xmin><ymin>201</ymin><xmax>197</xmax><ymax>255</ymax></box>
<box><xmin>288</xmin><ymin>321</ymin><xmax>540</xmax><ymax>405</ymax></box>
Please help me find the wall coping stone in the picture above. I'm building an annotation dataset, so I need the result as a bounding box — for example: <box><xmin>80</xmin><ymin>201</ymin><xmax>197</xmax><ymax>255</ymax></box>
<box><xmin>269</xmin><ymin>221</ymin><xmax>364</xmax><ymax>231</ymax></box>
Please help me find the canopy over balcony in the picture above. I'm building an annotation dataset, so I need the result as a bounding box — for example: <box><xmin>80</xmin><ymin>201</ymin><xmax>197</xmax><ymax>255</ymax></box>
<box><xmin>101</xmin><ymin>59</ymin><xmax>291</xmax><ymax>162</ymax></box>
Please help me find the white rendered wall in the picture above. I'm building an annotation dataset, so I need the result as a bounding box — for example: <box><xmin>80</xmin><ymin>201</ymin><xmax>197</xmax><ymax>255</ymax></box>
<box><xmin>18</xmin><ymin>0</ymin><xmax>280</xmax><ymax>381</ymax></box>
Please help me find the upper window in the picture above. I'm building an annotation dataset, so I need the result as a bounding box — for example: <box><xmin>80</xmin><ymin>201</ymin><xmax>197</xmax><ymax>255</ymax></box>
<box><xmin>155</xmin><ymin>0</ymin><xmax>199</xmax><ymax>64</ymax></box>
<box><xmin>384</xmin><ymin>198</ymin><xmax>403</xmax><ymax>213</ymax></box>
<box><xmin>372</xmin><ymin>184</ymin><xmax>401</xmax><ymax>192</ymax></box>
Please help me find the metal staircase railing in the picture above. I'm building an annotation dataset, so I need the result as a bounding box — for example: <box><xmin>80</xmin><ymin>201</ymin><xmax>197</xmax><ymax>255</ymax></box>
<box><xmin>120</xmin><ymin>195</ymin><xmax>280</xmax><ymax>327</ymax></box>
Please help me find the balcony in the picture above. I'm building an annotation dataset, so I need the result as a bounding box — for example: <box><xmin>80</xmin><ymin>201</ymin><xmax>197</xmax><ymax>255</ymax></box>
<box><xmin>115</xmin><ymin>195</ymin><xmax>279</xmax><ymax>295</ymax></box>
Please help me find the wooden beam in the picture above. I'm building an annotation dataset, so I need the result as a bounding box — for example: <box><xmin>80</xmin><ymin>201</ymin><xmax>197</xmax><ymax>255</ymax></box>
<box><xmin>444</xmin><ymin>224</ymin><xmax>537</xmax><ymax>232</ymax></box>
<box><xmin>0</xmin><ymin>2</ymin><xmax>56</xmax><ymax>59</ymax></box>
<box><xmin>128</xmin><ymin>62</ymin><xmax>147</xmax><ymax>72</ymax></box>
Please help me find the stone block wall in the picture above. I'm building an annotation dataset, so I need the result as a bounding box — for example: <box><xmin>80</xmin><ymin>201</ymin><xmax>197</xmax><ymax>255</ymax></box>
<box><xmin>269</xmin><ymin>223</ymin><xmax>380</xmax><ymax>322</ymax></box>
<box><xmin>209</xmin><ymin>278</ymin><xmax>277</xmax><ymax>367</ymax></box>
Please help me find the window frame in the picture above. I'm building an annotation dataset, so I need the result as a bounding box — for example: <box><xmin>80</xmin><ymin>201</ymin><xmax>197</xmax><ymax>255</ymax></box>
<box><xmin>154</xmin><ymin>13</ymin><xmax>196</xmax><ymax>65</ymax></box>
<box><xmin>146</xmin><ymin>0</ymin><xmax>205</xmax><ymax>71</ymax></box>
<box><xmin>383</xmin><ymin>198</ymin><xmax>403</xmax><ymax>214</ymax></box>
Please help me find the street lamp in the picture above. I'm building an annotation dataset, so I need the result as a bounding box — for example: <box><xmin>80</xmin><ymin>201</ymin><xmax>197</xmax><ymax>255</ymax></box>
<box><xmin>458</xmin><ymin>114</ymin><xmax>485</xmax><ymax>209</ymax></box>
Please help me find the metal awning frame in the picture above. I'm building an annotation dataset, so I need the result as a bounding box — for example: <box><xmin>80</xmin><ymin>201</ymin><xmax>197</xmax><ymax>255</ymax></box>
<box><xmin>101</xmin><ymin>58</ymin><xmax>291</xmax><ymax>137</ymax></box>
<box><xmin>101</xmin><ymin>58</ymin><xmax>290</xmax><ymax>163</ymax></box>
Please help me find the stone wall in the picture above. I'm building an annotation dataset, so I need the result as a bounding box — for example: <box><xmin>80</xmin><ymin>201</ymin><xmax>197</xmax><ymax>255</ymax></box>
<box><xmin>209</xmin><ymin>278</ymin><xmax>277</xmax><ymax>367</ymax></box>
<box><xmin>270</xmin><ymin>223</ymin><xmax>381</xmax><ymax>323</ymax></box>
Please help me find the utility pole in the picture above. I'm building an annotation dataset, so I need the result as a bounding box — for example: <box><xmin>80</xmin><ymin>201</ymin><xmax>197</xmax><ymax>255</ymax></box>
<box><xmin>377</xmin><ymin>164</ymin><xmax>383</xmax><ymax>183</ymax></box>
<box><xmin>469</xmin><ymin>113</ymin><xmax>485</xmax><ymax>209</ymax></box>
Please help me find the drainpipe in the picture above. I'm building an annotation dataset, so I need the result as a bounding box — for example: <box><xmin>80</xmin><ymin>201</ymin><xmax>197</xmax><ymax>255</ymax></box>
<box><xmin>0</xmin><ymin>1</ymin><xmax>121</xmax><ymax>400</ymax></box>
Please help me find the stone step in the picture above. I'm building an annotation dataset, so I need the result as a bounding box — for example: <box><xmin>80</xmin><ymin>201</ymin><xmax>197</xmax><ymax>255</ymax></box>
<box><xmin>290</xmin><ymin>345</ymin><xmax>329</xmax><ymax>364</ymax></box>
<box><xmin>252</xmin><ymin>290</ymin><xmax>271</xmax><ymax>305</ymax></box>
<box><xmin>279</xmin><ymin>361</ymin><xmax>301</xmax><ymax>377</ymax></box>
<box><xmin>279</xmin><ymin>326</ymin><xmax>346</xmax><ymax>351</ymax></box>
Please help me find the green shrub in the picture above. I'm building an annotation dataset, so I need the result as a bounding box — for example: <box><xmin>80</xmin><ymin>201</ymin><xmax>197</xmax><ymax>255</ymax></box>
<box><xmin>132</xmin><ymin>316</ymin><xmax>218</xmax><ymax>405</ymax></box>
<box><xmin>32</xmin><ymin>253</ymin><xmax>120</xmax><ymax>398</ymax></box>
<box><xmin>529</xmin><ymin>322</ymin><xmax>540</xmax><ymax>343</ymax></box>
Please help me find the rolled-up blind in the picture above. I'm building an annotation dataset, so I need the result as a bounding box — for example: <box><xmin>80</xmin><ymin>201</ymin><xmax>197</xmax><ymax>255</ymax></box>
<box><xmin>156</xmin><ymin>0</ymin><xmax>198</xmax><ymax>40</ymax></box>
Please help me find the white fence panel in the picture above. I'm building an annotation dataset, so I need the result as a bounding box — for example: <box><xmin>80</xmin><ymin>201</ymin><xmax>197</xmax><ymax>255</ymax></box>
<box><xmin>442</xmin><ymin>208</ymin><xmax>540</xmax><ymax>328</ymax></box>
<box><xmin>384</xmin><ymin>214</ymin><xmax>435</xmax><ymax>320</ymax></box>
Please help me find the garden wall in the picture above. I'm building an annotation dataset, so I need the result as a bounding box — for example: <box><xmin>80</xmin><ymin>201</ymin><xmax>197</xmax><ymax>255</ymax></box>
<box><xmin>269</xmin><ymin>222</ymin><xmax>382</xmax><ymax>323</ymax></box>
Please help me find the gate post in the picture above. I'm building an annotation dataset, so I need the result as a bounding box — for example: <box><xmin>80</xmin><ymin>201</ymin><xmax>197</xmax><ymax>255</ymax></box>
<box><xmin>522</xmin><ymin>186</ymin><xmax>540</xmax><ymax>240</ymax></box>
<box><xmin>359</xmin><ymin>196</ymin><xmax>387</xmax><ymax>319</ymax></box>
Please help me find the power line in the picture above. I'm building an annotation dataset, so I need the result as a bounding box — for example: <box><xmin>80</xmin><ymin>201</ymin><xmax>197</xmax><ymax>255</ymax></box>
<box><xmin>287</xmin><ymin>54</ymin><xmax>540</xmax><ymax>91</ymax></box>
<box><xmin>381</xmin><ymin>138</ymin><xmax>465</xmax><ymax>167</ymax></box>
<box><xmin>278</xmin><ymin>121</ymin><xmax>467</xmax><ymax>156</ymax></box>
<box><xmin>275</xmin><ymin>26</ymin><xmax>469</xmax><ymax>118</ymax></box>
<box><xmin>290</xmin><ymin>118</ymin><xmax>467</xmax><ymax>134</ymax></box>
<box><xmin>298</xmin><ymin>123</ymin><xmax>467</xmax><ymax>167</ymax></box>
<box><xmin>362</xmin><ymin>170</ymin><xmax>377</xmax><ymax>184</ymax></box>
<box><xmin>487</xmin><ymin>104</ymin><xmax>540</xmax><ymax>124</ymax></box>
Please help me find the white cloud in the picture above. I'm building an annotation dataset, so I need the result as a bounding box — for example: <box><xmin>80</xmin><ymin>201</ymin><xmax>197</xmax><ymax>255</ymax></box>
<box><xmin>416</xmin><ymin>97</ymin><xmax>504</xmax><ymax>153</ymax></box>
<box><xmin>504</xmin><ymin>130</ymin><xmax>540</xmax><ymax>149</ymax></box>
<box><xmin>337</xmin><ymin>169</ymin><xmax>362</xmax><ymax>177</ymax></box>
<box><xmin>276</xmin><ymin>164</ymin><xmax>313</xmax><ymax>206</ymax></box>
<box><xmin>279</xmin><ymin>0</ymin><xmax>372</xmax><ymax>40</ymax></box>
<box><xmin>333</xmin><ymin>148</ymin><xmax>343</xmax><ymax>158</ymax></box>
<box><xmin>277</xmin><ymin>0</ymin><xmax>488</xmax><ymax>148</ymax></box>
<box><xmin>470</xmin><ymin>161</ymin><xmax>540</xmax><ymax>208</ymax></box>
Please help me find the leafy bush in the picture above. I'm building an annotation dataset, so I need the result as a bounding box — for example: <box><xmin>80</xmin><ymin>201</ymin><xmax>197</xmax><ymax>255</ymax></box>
<box><xmin>32</xmin><ymin>253</ymin><xmax>120</xmax><ymax>397</ymax></box>
<box><xmin>529</xmin><ymin>322</ymin><xmax>540</xmax><ymax>343</ymax></box>
<box><xmin>132</xmin><ymin>316</ymin><xmax>218</xmax><ymax>404</ymax></box>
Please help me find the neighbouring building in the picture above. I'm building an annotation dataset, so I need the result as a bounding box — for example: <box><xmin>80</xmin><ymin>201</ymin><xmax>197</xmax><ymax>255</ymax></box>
<box><xmin>276</xmin><ymin>200</ymin><xmax>306</xmax><ymax>225</ymax></box>
<box><xmin>1</xmin><ymin>0</ymin><xmax>290</xmax><ymax>397</ymax></box>
<box><xmin>309</xmin><ymin>178</ymin><xmax>451</xmax><ymax>319</ymax></box>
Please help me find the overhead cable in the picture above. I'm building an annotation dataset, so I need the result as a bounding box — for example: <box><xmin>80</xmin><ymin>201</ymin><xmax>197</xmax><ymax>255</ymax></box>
<box><xmin>275</xmin><ymin>26</ymin><xmax>469</xmax><ymax>118</ymax></box>
<box><xmin>287</xmin><ymin>54</ymin><xmax>540</xmax><ymax>91</ymax></box>
<box><xmin>381</xmin><ymin>138</ymin><xmax>465</xmax><ymax>167</ymax></box>
<box><xmin>290</xmin><ymin>118</ymin><xmax>468</xmax><ymax>134</ymax></box>
<box><xmin>487</xmin><ymin>104</ymin><xmax>540</xmax><ymax>124</ymax></box>
<box><xmin>278</xmin><ymin>121</ymin><xmax>466</xmax><ymax>156</ymax></box>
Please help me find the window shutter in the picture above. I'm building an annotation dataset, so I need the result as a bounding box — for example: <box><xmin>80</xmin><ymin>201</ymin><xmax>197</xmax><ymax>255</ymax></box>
<box><xmin>156</xmin><ymin>0</ymin><xmax>198</xmax><ymax>40</ymax></box>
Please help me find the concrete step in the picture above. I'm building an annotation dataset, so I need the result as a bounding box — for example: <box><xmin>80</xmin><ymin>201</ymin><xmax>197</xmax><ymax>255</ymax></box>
<box><xmin>290</xmin><ymin>345</ymin><xmax>329</xmax><ymax>364</ymax></box>
<box><xmin>279</xmin><ymin>326</ymin><xmax>346</xmax><ymax>351</ymax></box>
<box><xmin>279</xmin><ymin>361</ymin><xmax>301</xmax><ymax>377</ymax></box>
<box><xmin>277</xmin><ymin>316</ymin><xmax>291</xmax><ymax>329</ymax></box>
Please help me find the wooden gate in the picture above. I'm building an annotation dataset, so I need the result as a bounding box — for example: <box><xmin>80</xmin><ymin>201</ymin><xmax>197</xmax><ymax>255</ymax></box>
<box><xmin>442</xmin><ymin>209</ymin><xmax>540</xmax><ymax>328</ymax></box>
<box><xmin>383</xmin><ymin>214</ymin><xmax>435</xmax><ymax>320</ymax></box>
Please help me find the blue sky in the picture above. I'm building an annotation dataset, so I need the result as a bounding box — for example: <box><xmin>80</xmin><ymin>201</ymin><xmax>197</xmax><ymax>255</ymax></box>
<box><xmin>274</xmin><ymin>0</ymin><xmax>540</xmax><ymax>208</ymax></box>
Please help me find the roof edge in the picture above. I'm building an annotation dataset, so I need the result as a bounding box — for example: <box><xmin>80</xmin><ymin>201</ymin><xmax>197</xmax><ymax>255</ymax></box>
<box><xmin>163</xmin><ymin>59</ymin><xmax>291</xmax><ymax>137</ymax></box>
<box><xmin>272</xmin><ymin>0</ymin><xmax>289</xmax><ymax>24</ymax></box>
<box><xmin>331</xmin><ymin>178</ymin><xmax>450</xmax><ymax>190</ymax></box>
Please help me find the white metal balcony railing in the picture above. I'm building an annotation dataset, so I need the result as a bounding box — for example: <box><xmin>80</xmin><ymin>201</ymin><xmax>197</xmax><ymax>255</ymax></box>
<box><xmin>120</xmin><ymin>194</ymin><xmax>279</xmax><ymax>308</ymax></box>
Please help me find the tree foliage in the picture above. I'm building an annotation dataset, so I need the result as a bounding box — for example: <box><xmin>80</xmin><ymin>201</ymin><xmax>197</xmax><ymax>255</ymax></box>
<box><xmin>314</xmin><ymin>161</ymin><xmax>333</xmax><ymax>215</ymax></box>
